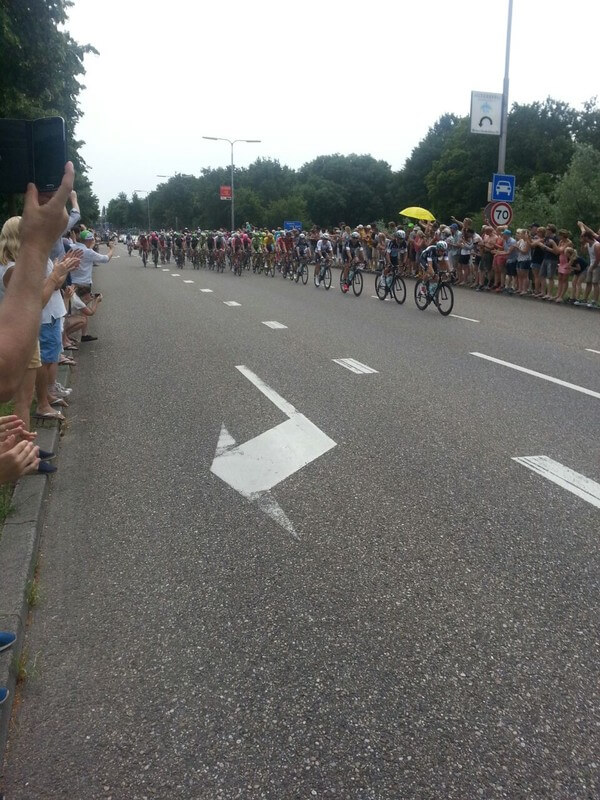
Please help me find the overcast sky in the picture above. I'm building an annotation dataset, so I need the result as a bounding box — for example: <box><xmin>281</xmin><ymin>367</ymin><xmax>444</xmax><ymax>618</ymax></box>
<box><xmin>65</xmin><ymin>0</ymin><xmax>600</xmax><ymax>209</ymax></box>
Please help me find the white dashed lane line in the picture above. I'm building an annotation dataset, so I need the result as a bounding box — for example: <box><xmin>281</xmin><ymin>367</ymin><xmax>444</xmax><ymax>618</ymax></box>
<box><xmin>513</xmin><ymin>456</ymin><xmax>600</xmax><ymax>510</ymax></box>
<box><xmin>262</xmin><ymin>321</ymin><xmax>288</xmax><ymax>329</ymax></box>
<box><xmin>183</xmin><ymin>280</ymin><xmax>194</xmax><ymax>284</ymax></box>
<box><xmin>450</xmin><ymin>314</ymin><xmax>479</xmax><ymax>322</ymax></box>
<box><xmin>171</xmin><ymin>273</ymin><xmax>180</xmax><ymax>277</ymax></box>
<box><xmin>200</xmin><ymin>289</ymin><xmax>214</xmax><ymax>293</ymax></box>
<box><xmin>223</xmin><ymin>301</ymin><xmax>241</xmax><ymax>307</ymax></box>
<box><xmin>585</xmin><ymin>348</ymin><xmax>600</xmax><ymax>354</ymax></box>
<box><xmin>332</xmin><ymin>358</ymin><xmax>378</xmax><ymax>375</ymax></box>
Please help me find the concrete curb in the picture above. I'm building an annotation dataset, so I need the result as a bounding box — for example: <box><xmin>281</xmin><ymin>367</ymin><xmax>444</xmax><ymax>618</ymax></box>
<box><xmin>0</xmin><ymin>365</ymin><xmax>71</xmax><ymax>768</ymax></box>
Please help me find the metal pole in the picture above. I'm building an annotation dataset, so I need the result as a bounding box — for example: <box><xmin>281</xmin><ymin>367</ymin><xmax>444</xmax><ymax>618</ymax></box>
<box><xmin>498</xmin><ymin>0</ymin><xmax>513</xmax><ymax>173</ymax></box>
<box><xmin>147</xmin><ymin>196</ymin><xmax>151</xmax><ymax>232</ymax></box>
<box><xmin>230</xmin><ymin>141</ymin><xmax>235</xmax><ymax>232</ymax></box>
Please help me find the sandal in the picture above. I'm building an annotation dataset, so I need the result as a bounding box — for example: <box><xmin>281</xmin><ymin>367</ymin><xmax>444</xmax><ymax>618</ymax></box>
<box><xmin>50</xmin><ymin>397</ymin><xmax>68</xmax><ymax>408</ymax></box>
<box><xmin>58</xmin><ymin>356</ymin><xmax>76</xmax><ymax>366</ymax></box>
<box><xmin>33</xmin><ymin>411</ymin><xmax>65</xmax><ymax>422</ymax></box>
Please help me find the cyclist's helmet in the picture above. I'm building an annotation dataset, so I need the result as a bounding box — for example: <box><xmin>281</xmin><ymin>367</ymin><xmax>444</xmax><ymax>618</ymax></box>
<box><xmin>351</xmin><ymin>231</ymin><xmax>360</xmax><ymax>239</ymax></box>
<box><xmin>395</xmin><ymin>229</ymin><xmax>406</xmax><ymax>238</ymax></box>
<box><xmin>298</xmin><ymin>232</ymin><xmax>306</xmax><ymax>239</ymax></box>
<box><xmin>436</xmin><ymin>240</ymin><xmax>448</xmax><ymax>252</ymax></box>
<box><xmin>322</xmin><ymin>233</ymin><xmax>330</xmax><ymax>240</ymax></box>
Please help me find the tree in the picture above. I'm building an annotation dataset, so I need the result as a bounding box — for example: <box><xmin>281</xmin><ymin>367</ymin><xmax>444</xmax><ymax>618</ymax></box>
<box><xmin>553</xmin><ymin>143</ymin><xmax>600</xmax><ymax>232</ymax></box>
<box><xmin>106</xmin><ymin>192</ymin><xmax>130</xmax><ymax>229</ymax></box>
<box><xmin>0</xmin><ymin>0</ymin><xmax>99</xmax><ymax>218</ymax></box>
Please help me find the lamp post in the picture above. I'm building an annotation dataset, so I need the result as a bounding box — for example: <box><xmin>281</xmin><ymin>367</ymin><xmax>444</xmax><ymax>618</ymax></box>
<box><xmin>134</xmin><ymin>189</ymin><xmax>151</xmax><ymax>232</ymax></box>
<box><xmin>202</xmin><ymin>136</ymin><xmax>261</xmax><ymax>231</ymax></box>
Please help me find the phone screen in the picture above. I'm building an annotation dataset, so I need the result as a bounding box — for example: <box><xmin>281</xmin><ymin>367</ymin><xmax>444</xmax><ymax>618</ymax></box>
<box><xmin>32</xmin><ymin>117</ymin><xmax>66</xmax><ymax>192</ymax></box>
<box><xmin>0</xmin><ymin>119</ymin><xmax>30</xmax><ymax>194</ymax></box>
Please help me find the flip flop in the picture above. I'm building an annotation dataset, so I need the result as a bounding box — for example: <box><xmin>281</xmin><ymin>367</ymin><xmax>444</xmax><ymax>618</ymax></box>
<box><xmin>50</xmin><ymin>398</ymin><xmax>68</xmax><ymax>408</ymax></box>
<box><xmin>33</xmin><ymin>411</ymin><xmax>65</xmax><ymax>422</ymax></box>
<box><xmin>58</xmin><ymin>357</ymin><xmax>76</xmax><ymax>366</ymax></box>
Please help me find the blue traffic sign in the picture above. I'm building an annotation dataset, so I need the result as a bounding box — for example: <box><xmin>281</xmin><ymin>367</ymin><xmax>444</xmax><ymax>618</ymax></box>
<box><xmin>492</xmin><ymin>173</ymin><xmax>515</xmax><ymax>203</ymax></box>
<box><xmin>284</xmin><ymin>220</ymin><xmax>302</xmax><ymax>231</ymax></box>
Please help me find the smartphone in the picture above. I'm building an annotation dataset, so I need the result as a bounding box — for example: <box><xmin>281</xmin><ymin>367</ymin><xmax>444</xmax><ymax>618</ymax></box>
<box><xmin>0</xmin><ymin>116</ymin><xmax>66</xmax><ymax>194</ymax></box>
<box><xmin>32</xmin><ymin>117</ymin><xmax>66</xmax><ymax>192</ymax></box>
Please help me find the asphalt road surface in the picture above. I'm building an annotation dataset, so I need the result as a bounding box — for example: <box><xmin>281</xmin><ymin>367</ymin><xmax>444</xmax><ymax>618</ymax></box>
<box><xmin>2</xmin><ymin>248</ymin><xmax>599</xmax><ymax>799</ymax></box>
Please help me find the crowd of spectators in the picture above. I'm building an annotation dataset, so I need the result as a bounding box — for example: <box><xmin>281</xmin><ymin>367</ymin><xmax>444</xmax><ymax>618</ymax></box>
<box><xmin>0</xmin><ymin>163</ymin><xmax>109</xmax><ymax>708</ymax></box>
<box><xmin>304</xmin><ymin>218</ymin><xmax>600</xmax><ymax>307</ymax></box>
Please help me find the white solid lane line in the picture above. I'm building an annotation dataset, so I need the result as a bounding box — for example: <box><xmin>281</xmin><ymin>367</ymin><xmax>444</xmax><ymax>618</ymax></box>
<box><xmin>200</xmin><ymin>289</ymin><xmax>213</xmax><ymax>293</ymax></box>
<box><xmin>183</xmin><ymin>280</ymin><xmax>194</xmax><ymax>284</ymax></box>
<box><xmin>585</xmin><ymin>348</ymin><xmax>600</xmax><ymax>354</ymax></box>
<box><xmin>451</xmin><ymin>314</ymin><xmax>479</xmax><ymax>322</ymax></box>
<box><xmin>332</xmin><ymin>358</ymin><xmax>378</xmax><ymax>375</ymax></box>
<box><xmin>262</xmin><ymin>321</ymin><xmax>288</xmax><ymax>329</ymax></box>
<box><xmin>470</xmin><ymin>352</ymin><xmax>600</xmax><ymax>400</ymax></box>
<box><xmin>513</xmin><ymin>456</ymin><xmax>600</xmax><ymax>510</ymax></box>
<box><xmin>223</xmin><ymin>301</ymin><xmax>241</xmax><ymax>307</ymax></box>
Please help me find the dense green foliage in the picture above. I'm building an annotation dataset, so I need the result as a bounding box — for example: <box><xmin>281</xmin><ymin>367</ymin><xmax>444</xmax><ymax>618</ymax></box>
<box><xmin>108</xmin><ymin>96</ymin><xmax>600</xmax><ymax>236</ymax></box>
<box><xmin>0</xmin><ymin>0</ymin><xmax>99</xmax><ymax>220</ymax></box>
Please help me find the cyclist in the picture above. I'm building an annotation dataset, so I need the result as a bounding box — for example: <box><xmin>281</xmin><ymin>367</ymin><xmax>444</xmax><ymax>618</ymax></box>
<box><xmin>149</xmin><ymin>231</ymin><xmax>160</xmax><ymax>267</ymax></box>
<box><xmin>230</xmin><ymin>232</ymin><xmax>243</xmax><ymax>271</ymax></box>
<box><xmin>138</xmin><ymin>232</ymin><xmax>149</xmax><ymax>266</ymax></box>
<box><xmin>173</xmin><ymin>231</ymin><xmax>184</xmax><ymax>267</ymax></box>
<box><xmin>419</xmin><ymin>240</ymin><xmax>449</xmax><ymax>295</ymax></box>
<box><xmin>314</xmin><ymin>232</ymin><xmax>334</xmax><ymax>285</ymax></box>
<box><xmin>165</xmin><ymin>230</ymin><xmax>172</xmax><ymax>263</ymax></box>
<box><xmin>342</xmin><ymin>231</ymin><xmax>364</xmax><ymax>292</ymax></box>
<box><xmin>379</xmin><ymin>230</ymin><xmax>406</xmax><ymax>295</ymax></box>
<box><xmin>190</xmin><ymin>231</ymin><xmax>200</xmax><ymax>267</ymax></box>
<box><xmin>295</xmin><ymin>232</ymin><xmax>311</xmax><ymax>279</ymax></box>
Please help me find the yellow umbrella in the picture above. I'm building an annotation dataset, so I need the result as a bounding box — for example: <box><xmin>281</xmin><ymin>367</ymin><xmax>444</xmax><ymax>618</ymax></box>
<box><xmin>399</xmin><ymin>206</ymin><xmax>436</xmax><ymax>222</ymax></box>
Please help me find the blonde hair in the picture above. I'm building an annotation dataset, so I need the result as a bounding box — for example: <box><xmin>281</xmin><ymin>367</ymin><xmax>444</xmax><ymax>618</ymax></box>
<box><xmin>0</xmin><ymin>216</ymin><xmax>22</xmax><ymax>266</ymax></box>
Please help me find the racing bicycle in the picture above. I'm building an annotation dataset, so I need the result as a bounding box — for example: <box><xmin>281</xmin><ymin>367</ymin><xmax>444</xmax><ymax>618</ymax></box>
<box><xmin>414</xmin><ymin>270</ymin><xmax>454</xmax><ymax>316</ymax></box>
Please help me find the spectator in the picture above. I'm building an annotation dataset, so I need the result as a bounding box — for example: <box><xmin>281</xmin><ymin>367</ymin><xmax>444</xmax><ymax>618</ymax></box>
<box><xmin>0</xmin><ymin>418</ymin><xmax>39</xmax><ymax>483</ymax></box>
<box><xmin>69</xmin><ymin>231</ymin><xmax>113</xmax><ymax>328</ymax></box>
<box><xmin>65</xmin><ymin>286</ymin><xmax>102</xmax><ymax>342</ymax></box>
<box><xmin>0</xmin><ymin>630</ymin><xmax>17</xmax><ymax>707</ymax></box>
<box><xmin>576</xmin><ymin>230</ymin><xmax>600</xmax><ymax>308</ymax></box>
<box><xmin>555</xmin><ymin>246</ymin><xmax>575</xmax><ymax>303</ymax></box>
<box><xmin>539</xmin><ymin>223</ymin><xmax>560</xmax><ymax>299</ymax></box>
<box><xmin>0</xmin><ymin>162</ymin><xmax>75</xmax><ymax>402</ymax></box>
<box><xmin>0</xmin><ymin>216</ymin><xmax>80</xmax><ymax>432</ymax></box>
<box><xmin>516</xmin><ymin>229</ymin><xmax>532</xmax><ymax>295</ymax></box>
<box><xmin>530</xmin><ymin>226</ymin><xmax>546</xmax><ymax>296</ymax></box>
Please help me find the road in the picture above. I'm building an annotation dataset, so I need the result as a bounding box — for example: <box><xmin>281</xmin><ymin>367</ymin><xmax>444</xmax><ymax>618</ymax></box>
<box><xmin>2</xmin><ymin>247</ymin><xmax>599</xmax><ymax>799</ymax></box>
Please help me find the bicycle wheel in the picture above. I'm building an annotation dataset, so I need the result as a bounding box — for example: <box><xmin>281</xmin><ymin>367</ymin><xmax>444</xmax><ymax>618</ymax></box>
<box><xmin>435</xmin><ymin>282</ymin><xmax>454</xmax><ymax>316</ymax></box>
<box><xmin>375</xmin><ymin>274</ymin><xmax>387</xmax><ymax>300</ymax></box>
<box><xmin>414</xmin><ymin>280</ymin><xmax>429</xmax><ymax>310</ymax></box>
<box><xmin>392</xmin><ymin>275</ymin><xmax>406</xmax><ymax>304</ymax></box>
<box><xmin>301</xmin><ymin>264</ymin><xmax>308</xmax><ymax>285</ymax></box>
<box><xmin>352</xmin><ymin>270</ymin><xmax>363</xmax><ymax>296</ymax></box>
<box><xmin>323</xmin><ymin>266</ymin><xmax>332</xmax><ymax>290</ymax></box>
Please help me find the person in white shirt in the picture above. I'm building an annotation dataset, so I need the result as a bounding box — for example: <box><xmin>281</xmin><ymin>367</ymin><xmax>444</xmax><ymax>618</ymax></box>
<box><xmin>64</xmin><ymin>287</ymin><xmax>102</xmax><ymax>342</ymax></box>
<box><xmin>69</xmin><ymin>229</ymin><xmax>114</xmax><ymax>290</ymax></box>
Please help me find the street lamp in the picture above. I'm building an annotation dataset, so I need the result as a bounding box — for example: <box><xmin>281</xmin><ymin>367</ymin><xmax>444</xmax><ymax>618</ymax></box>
<box><xmin>134</xmin><ymin>189</ymin><xmax>151</xmax><ymax>232</ymax></box>
<box><xmin>202</xmin><ymin>136</ymin><xmax>261</xmax><ymax>231</ymax></box>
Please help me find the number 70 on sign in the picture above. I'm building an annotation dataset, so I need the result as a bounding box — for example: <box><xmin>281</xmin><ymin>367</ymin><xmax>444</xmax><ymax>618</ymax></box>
<box><xmin>490</xmin><ymin>201</ymin><xmax>513</xmax><ymax>227</ymax></box>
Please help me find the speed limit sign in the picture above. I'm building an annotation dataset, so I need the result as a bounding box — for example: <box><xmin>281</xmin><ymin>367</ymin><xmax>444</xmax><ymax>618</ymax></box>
<box><xmin>490</xmin><ymin>201</ymin><xmax>513</xmax><ymax>228</ymax></box>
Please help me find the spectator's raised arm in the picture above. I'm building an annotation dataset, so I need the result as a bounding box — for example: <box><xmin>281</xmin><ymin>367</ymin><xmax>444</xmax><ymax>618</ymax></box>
<box><xmin>0</xmin><ymin>163</ymin><xmax>74</xmax><ymax>401</ymax></box>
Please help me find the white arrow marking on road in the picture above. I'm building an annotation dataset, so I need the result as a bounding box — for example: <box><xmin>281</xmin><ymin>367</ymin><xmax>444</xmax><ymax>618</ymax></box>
<box><xmin>513</xmin><ymin>456</ymin><xmax>600</xmax><ymax>510</ymax></box>
<box><xmin>585</xmin><ymin>348</ymin><xmax>600</xmax><ymax>354</ymax></box>
<box><xmin>210</xmin><ymin>366</ymin><xmax>337</xmax><ymax>538</ymax></box>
